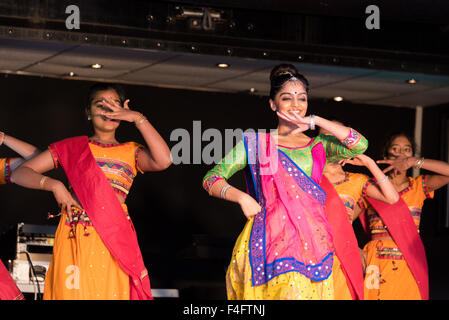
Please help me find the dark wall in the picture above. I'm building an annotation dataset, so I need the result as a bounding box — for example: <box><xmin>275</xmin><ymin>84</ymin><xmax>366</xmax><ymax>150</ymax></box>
<box><xmin>0</xmin><ymin>72</ymin><xmax>427</xmax><ymax>298</ymax></box>
<box><xmin>422</xmin><ymin>103</ymin><xmax>449</xmax><ymax>299</ymax></box>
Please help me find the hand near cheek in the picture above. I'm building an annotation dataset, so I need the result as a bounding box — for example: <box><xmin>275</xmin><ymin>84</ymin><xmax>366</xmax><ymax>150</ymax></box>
<box><xmin>276</xmin><ymin>111</ymin><xmax>311</xmax><ymax>134</ymax></box>
<box><xmin>97</xmin><ymin>98</ymin><xmax>142</xmax><ymax>123</ymax></box>
<box><xmin>377</xmin><ymin>157</ymin><xmax>414</xmax><ymax>175</ymax></box>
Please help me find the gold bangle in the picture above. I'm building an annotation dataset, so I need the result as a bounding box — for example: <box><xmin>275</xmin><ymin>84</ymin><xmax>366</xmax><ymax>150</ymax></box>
<box><xmin>40</xmin><ymin>176</ymin><xmax>48</xmax><ymax>190</ymax></box>
<box><xmin>135</xmin><ymin>114</ymin><xmax>148</xmax><ymax>127</ymax></box>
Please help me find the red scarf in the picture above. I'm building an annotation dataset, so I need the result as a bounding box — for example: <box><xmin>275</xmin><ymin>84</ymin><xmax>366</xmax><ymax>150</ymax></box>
<box><xmin>320</xmin><ymin>176</ymin><xmax>364</xmax><ymax>300</ymax></box>
<box><xmin>0</xmin><ymin>259</ymin><xmax>24</xmax><ymax>300</ymax></box>
<box><xmin>360</xmin><ymin>197</ymin><xmax>429</xmax><ymax>300</ymax></box>
<box><xmin>51</xmin><ymin>136</ymin><xmax>153</xmax><ymax>300</ymax></box>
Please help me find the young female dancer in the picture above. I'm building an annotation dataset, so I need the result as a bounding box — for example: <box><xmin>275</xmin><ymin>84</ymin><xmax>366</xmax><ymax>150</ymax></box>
<box><xmin>320</xmin><ymin>124</ymin><xmax>399</xmax><ymax>300</ymax></box>
<box><xmin>202</xmin><ymin>64</ymin><xmax>369</xmax><ymax>300</ymax></box>
<box><xmin>11</xmin><ymin>84</ymin><xmax>172</xmax><ymax>300</ymax></box>
<box><xmin>362</xmin><ymin>133</ymin><xmax>449</xmax><ymax>300</ymax></box>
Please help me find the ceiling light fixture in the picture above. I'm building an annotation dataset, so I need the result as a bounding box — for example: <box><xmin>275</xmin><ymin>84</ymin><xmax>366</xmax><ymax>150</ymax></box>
<box><xmin>406</xmin><ymin>78</ymin><xmax>418</xmax><ymax>84</ymax></box>
<box><xmin>217</xmin><ymin>63</ymin><xmax>230</xmax><ymax>68</ymax></box>
<box><xmin>91</xmin><ymin>63</ymin><xmax>103</xmax><ymax>69</ymax></box>
<box><xmin>333</xmin><ymin>96</ymin><xmax>344</xmax><ymax>102</ymax></box>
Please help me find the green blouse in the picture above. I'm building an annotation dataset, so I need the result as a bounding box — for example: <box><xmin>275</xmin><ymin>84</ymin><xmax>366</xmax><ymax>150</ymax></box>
<box><xmin>202</xmin><ymin>130</ymin><xmax>368</xmax><ymax>192</ymax></box>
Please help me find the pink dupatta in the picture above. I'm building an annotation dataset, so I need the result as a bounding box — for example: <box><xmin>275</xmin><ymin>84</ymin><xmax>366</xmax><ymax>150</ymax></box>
<box><xmin>360</xmin><ymin>197</ymin><xmax>429</xmax><ymax>300</ymax></box>
<box><xmin>51</xmin><ymin>136</ymin><xmax>153</xmax><ymax>300</ymax></box>
<box><xmin>0</xmin><ymin>259</ymin><xmax>24</xmax><ymax>300</ymax></box>
<box><xmin>245</xmin><ymin>132</ymin><xmax>334</xmax><ymax>285</ymax></box>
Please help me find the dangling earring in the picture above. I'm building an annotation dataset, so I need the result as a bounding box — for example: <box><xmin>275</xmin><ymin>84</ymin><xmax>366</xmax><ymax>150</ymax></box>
<box><xmin>87</xmin><ymin>115</ymin><xmax>92</xmax><ymax>120</ymax></box>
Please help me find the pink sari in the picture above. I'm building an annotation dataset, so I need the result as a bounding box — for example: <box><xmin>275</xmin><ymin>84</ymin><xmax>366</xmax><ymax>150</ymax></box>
<box><xmin>244</xmin><ymin>132</ymin><xmax>334</xmax><ymax>286</ymax></box>
<box><xmin>50</xmin><ymin>136</ymin><xmax>153</xmax><ymax>300</ymax></box>
<box><xmin>0</xmin><ymin>259</ymin><xmax>24</xmax><ymax>300</ymax></box>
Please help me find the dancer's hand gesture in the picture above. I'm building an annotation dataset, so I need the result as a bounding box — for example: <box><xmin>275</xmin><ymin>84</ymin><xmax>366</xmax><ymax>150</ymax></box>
<box><xmin>52</xmin><ymin>182</ymin><xmax>83</xmax><ymax>222</ymax></box>
<box><xmin>339</xmin><ymin>154</ymin><xmax>374</xmax><ymax>168</ymax></box>
<box><xmin>97</xmin><ymin>98</ymin><xmax>143</xmax><ymax>123</ymax></box>
<box><xmin>376</xmin><ymin>157</ymin><xmax>414</xmax><ymax>175</ymax></box>
<box><xmin>276</xmin><ymin>111</ymin><xmax>311</xmax><ymax>134</ymax></box>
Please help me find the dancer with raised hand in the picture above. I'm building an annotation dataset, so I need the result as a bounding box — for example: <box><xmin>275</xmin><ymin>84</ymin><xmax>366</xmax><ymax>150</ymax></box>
<box><xmin>11</xmin><ymin>83</ymin><xmax>172</xmax><ymax>300</ymax></box>
<box><xmin>0</xmin><ymin>131</ymin><xmax>39</xmax><ymax>300</ymax></box>
<box><xmin>202</xmin><ymin>64</ymin><xmax>369</xmax><ymax>300</ymax></box>
<box><xmin>319</xmin><ymin>123</ymin><xmax>399</xmax><ymax>300</ymax></box>
<box><xmin>361</xmin><ymin>133</ymin><xmax>449</xmax><ymax>300</ymax></box>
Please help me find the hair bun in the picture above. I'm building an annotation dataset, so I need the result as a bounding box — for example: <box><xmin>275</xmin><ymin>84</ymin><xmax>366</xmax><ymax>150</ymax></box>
<box><xmin>270</xmin><ymin>64</ymin><xmax>299</xmax><ymax>81</ymax></box>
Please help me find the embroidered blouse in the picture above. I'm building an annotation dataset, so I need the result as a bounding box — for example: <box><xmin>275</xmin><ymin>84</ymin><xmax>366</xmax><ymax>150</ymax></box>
<box><xmin>49</xmin><ymin>141</ymin><xmax>144</xmax><ymax>200</ymax></box>
<box><xmin>203</xmin><ymin>129</ymin><xmax>368</xmax><ymax>192</ymax></box>
<box><xmin>332</xmin><ymin>172</ymin><xmax>370</xmax><ymax>223</ymax></box>
<box><xmin>0</xmin><ymin>158</ymin><xmax>11</xmax><ymax>185</ymax></box>
<box><xmin>364</xmin><ymin>175</ymin><xmax>434</xmax><ymax>239</ymax></box>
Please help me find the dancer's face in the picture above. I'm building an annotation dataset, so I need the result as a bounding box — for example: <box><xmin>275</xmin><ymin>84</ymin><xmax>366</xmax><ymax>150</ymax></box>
<box><xmin>88</xmin><ymin>89</ymin><xmax>122</xmax><ymax>132</ymax></box>
<box><xmin>270</xmin><ymin>80</ymin><xmax>308</xmax><ymax>117</ymax></box>
<box><xmin>386</xmin><ymin>136</ymin><xmax>413</xmax><ymax>160</ymax></box>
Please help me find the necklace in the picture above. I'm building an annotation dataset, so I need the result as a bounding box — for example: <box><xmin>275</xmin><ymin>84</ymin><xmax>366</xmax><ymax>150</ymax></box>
<box><xmin>332</xmin><ymin>171</ymin><xmax>349</xmax><ymax>186</ymax></box>
<box><xmin>88</xmin><ymin>138</ymin><xmax>122</xmax><ymax>147</ymax></box>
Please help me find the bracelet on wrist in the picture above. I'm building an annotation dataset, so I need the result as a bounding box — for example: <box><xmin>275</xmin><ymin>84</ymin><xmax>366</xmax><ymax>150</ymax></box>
<box><xmin>220</xmin><ymin>184</ymin><xmax>232</xmax><ymax>200</ymax></box>
<box><xmin>40</xmin><ymin>176</ymin><xmax>49</xmax><ymax>190</ymax></box>
<box><xmin>376</xmin><ymin>175</ymin><xmax>389</xmax><ymax>184</ymax></box>
<box><xmin>415</xmin><ymin>157</ymin><xmax>425</xmax><ymax>169</ymax></box>
<box><xmin>309</xmin><ymin>115</ymin><xmax>315</xmax><ymax>130</ymax></box>
<box><xmin>135</xmin><ymin>114</ymin><xmax>148</xmax><ymax>127</ymax></box>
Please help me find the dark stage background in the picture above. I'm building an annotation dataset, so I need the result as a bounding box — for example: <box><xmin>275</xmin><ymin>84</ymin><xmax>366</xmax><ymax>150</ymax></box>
<box><xmin>0</xmin><ymin>72</ymin><xmax>448</xmax><ymax>299</ymax></box>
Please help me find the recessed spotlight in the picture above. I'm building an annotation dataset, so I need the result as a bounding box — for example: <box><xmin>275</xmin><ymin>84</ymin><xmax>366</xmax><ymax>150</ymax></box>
<box><xmin>217</xmin><ymin>63</ymin><xmax>230</xmax><ymax>68</ymax></box>
<box><xmin>249</xmin><ymin>87</ymin><xmax>257</xmax><ymax>93</ymax></box>
<box><xmin>91</xmin><ymin>63</ymin><xmax>103</xmax><ymax>69</ymax></box>
<box><xmin>406</xmin><ymin>78</ymin><xmax>418</xmax><ymax>84</ymax></box>
<box><xmin>333</xmin><ymin>96</ymin><xmax>344</xmax><ymax>102</ymax></box>
<box><xmin>68</xmin><ymin>72</ymin><xmax>77</xmax><ymax>77</ymax></box>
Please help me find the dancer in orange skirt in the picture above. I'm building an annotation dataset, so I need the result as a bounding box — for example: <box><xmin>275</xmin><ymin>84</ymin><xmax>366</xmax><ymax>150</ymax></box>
<box><xmin>361</xmin><ymin>133</ymin><xmax>449</xmax><ymax>300</ymax></box>
<box><xmin>0</xmin><ymin>131</ymin><xmax>39</xmax><ymax>300</ymax></box>
<box><xmin>319</xmin><ymin>124</ymin><xmax>399</xmax><ymax>300</ymax></box>
<box><xmin>11</xmin><ymin>84</ymin><xmax>172</xmax><ymax>300</ymax></box>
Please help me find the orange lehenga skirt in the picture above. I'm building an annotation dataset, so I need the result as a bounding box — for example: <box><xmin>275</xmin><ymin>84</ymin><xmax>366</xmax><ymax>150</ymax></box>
<box><xmin>43</xmin><ymin>204</ymin><xmax>131</xmax><ymax>300</ymax></box>
<box><xmin>363</xmin><ymin>239</ymin><xmax>421</xmax><ymax>300</ymax></box>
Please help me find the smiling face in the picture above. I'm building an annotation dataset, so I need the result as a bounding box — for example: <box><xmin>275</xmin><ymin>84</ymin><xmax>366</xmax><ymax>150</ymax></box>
<box><xmin>269</xmin><ymin>80</ymin><xmax>308</xmax><ymax>117</ymax></box>
<box><xmin>385</xmin><ymin>135</ymin><xmax>414</xmax><ymax>160</ymax></box>
<box><xmin>87</xmin><ymin>89</ymin><xmax>122</xmax><ymax>132</ymax></box>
